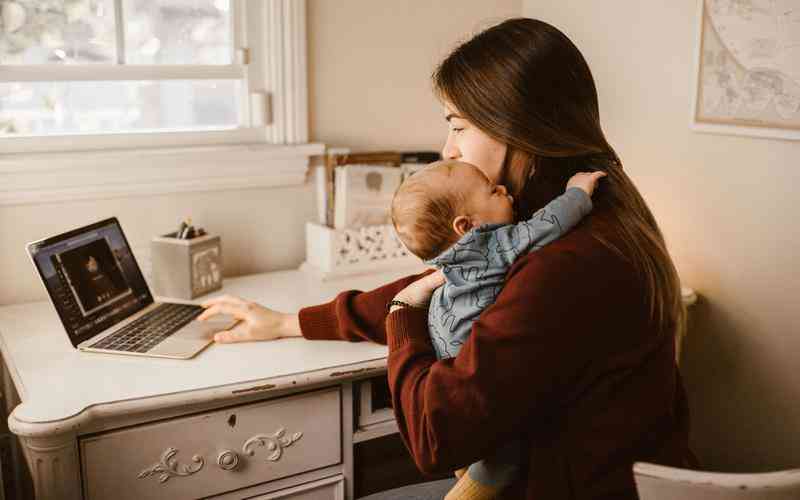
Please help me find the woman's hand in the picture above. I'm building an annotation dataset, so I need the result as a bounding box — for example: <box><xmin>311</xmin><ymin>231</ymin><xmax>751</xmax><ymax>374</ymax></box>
<box><xmin>390</xmin><ymin>270</ymin><xmax>446</xmax><ymax>312</ymax></box>
<box><xmin>196</xmin><ymin>295</ymin><xmax>302</xmax><ymax>343</ymax></box>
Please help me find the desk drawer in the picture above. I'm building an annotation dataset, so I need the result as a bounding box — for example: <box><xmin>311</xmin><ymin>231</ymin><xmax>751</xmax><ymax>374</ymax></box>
<box><xmin>248</xmin><ymin>475</ymin><xmax>344</xmax><ymax>499</ymax></box>
<box><xmin>80</xmin><ymin>387</ymin><xmax>341</xmax><ymax>500</ymax></box>
<box><xmin>210</xmin><ymin>474</ymin><xmax>344</xmax><ymax>500</ymax></box>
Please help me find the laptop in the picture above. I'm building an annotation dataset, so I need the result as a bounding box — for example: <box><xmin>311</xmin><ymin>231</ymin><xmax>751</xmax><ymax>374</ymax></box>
<box><xmin>26</xmin><ymin>217</ymin><xmax>238</xmax><ymax>359</ymax></box>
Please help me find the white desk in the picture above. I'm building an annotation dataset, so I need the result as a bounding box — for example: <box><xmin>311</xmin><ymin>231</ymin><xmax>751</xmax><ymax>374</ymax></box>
<box><xmin>0</xmin><ymin>267</ymin><xmax>421</xmax><ymax>500</ymax></box>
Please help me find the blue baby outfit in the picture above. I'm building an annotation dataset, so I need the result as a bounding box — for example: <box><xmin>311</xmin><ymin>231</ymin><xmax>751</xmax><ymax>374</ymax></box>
<box><xmin>423</xmin><ymin>186</ymin><xmax>592</xmax><ymax>489</ymax></box>
<box><xmin>425</xmin><ymin>187</ymin><xmax>592</xmax><ymax>359</ymax></box>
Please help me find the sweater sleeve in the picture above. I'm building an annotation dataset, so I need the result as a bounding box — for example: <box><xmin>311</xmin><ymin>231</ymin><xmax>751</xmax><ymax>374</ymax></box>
<box><xmin>298</xmin><ymin>268</ymin><xmax>435</xmax><ymax>344</ymax></box>
<box><xmin>385</xmin><ymin>248</ymin><xmax>603</xmax><ymax>475</ymax></box>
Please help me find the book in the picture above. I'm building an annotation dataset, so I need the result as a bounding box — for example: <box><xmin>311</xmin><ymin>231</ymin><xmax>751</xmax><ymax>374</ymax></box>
<box><xmin>333</xmin><ymin>164</ymin><xmax>403</xmax><ymax>230</ymax></box>
<box><xmin>318</xmin><ymin>147</ymin><xmax>351</xmax><ymax>227</ymax></box>
<box><xmin>313</xmin><ymin>165</ymin><xmax>328</xmax><ymax>225</ymax></box>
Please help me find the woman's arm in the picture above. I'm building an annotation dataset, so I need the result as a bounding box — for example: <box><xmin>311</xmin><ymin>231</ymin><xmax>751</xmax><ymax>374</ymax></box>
<box><xmin>197</xmin><ymin>295</ymin><xmax>303</xmax><ymax>343</ymax></box>
<box><xmin>299</xmin><ymin>268</ymin><xmax>435</xmax><ymax>344</ymax></box>
<box><xmin>199</xmin><ymin>269</ymin><xmax>436</xmax><ymax>344</ymax></box>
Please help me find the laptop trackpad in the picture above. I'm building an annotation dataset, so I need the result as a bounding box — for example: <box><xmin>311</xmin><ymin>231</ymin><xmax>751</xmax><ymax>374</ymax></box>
<box><xmin>146</xmin><ymin>315</ymin><xmax>238</xmax><ymax>358</ymax></box>
<box><xmin>179</xmin><ymin>315</ymin><xmax>239</xmax><ymax>341</ymax></box>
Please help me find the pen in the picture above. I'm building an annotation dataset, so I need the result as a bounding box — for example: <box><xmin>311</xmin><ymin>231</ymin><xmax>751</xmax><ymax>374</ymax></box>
<box><xmin>176</xmin><ymin>220</ymin><xmax>187</xmax><ymax>239</ymax></box>
<box><xmin>178</xmin><ymin>217</ymin><xmax>193</xmax><ymax>239</ymax></box>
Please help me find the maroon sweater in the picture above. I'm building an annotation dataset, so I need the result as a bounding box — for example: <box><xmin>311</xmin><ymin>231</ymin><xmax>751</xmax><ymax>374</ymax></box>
<box><xmin>299</xmin><ymin>215</ymin><xmax>696</xmax><ymax>499</ymax></box>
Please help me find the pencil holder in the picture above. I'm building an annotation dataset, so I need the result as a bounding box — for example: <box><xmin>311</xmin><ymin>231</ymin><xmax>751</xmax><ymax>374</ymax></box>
<box><xmin>301</xmin><ymin>222</ymin><xmax>423</xmax><ymax>280</ymax></box>
<box><xmin>150</xmin><ymin>232</ymin><xmax>223</xmax><ymax>299</ymax></box>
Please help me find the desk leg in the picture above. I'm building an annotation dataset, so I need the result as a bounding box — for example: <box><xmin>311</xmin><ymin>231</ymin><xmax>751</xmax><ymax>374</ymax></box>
<box><xmin>19</xmin><ymin>433</ymin><xmax>80</xmax><ymax>500</ymax></box>
<box><xmin>342</xmin><ymin>381</ymin><xmax>355</xmax><ymax>500</ymax></box>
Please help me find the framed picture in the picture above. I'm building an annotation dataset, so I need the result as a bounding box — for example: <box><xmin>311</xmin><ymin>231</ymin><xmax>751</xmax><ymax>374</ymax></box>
<box><xmin>690</xmin><ymin>0</ymin><xmax>800</xmax><ymax>140</ymax></box>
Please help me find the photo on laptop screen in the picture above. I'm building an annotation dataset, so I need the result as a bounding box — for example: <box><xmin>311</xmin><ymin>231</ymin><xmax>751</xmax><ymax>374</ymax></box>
<box><xmin>28</xmin><ymin>218</ymin><xmax>152</xmax><ymax>345</ymax></box>
<box><xmin>53</xmin><ymin>237</ymin><xmax>132</xmax><ymax>315</ymax></box>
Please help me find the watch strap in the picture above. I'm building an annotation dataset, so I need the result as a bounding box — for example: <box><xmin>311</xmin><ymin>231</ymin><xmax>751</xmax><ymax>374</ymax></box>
<box><xmin>387</xmin><ymin>299</ymin><xmax>421</xmax><ymax>312</ymax></box>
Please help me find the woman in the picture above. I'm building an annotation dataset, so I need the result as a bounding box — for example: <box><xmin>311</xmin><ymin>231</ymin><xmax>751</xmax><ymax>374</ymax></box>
<box><xmin>198</xmin><ymin>18</ymin><xmax>698</xmax><ymax>499</ymax></box>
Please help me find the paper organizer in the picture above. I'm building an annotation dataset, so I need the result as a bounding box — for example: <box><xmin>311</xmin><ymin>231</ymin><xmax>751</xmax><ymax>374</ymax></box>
<box><xmin>301</xmin><ymin>222</ymin><xmax>423</xmax><ymax>280</ymax></box>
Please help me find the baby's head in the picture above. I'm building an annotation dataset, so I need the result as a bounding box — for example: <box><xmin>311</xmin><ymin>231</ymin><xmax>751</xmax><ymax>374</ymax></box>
<box><xmin>391</xmin><ymin>160</ymin><xmax>515</xmax><ymax>260</ymax></box>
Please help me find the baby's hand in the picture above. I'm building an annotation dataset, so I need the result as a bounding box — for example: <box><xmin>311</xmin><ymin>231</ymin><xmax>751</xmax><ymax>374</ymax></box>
<box><xmin>567</xmin><ymin>171</ymin><xmax>607</xmax><ymax>197</ymax></box>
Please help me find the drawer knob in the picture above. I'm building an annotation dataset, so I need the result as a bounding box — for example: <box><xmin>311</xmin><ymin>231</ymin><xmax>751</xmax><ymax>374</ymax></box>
<box><xmin>217</xmin><ymin>450</ymin><xmax>240</xmax><ymax>471</ymax></box>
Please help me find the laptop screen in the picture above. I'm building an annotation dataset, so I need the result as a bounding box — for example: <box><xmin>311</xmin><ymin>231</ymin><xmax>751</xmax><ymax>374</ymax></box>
<box><xmin>27</xmin><ymin>217</ymin><xmax>153</xmax><ymax>347</ymax></box>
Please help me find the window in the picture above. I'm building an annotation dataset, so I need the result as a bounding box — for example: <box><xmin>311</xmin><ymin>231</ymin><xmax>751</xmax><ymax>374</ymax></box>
<box><xmin>0</xmin><ymin>0</ymin><xmax>318</xmax><ymax>206</ymax></box>
<box><xmin>0</xmin><ymin>0</ymin><xmax>309</xmax><ymax>154</ymax></box>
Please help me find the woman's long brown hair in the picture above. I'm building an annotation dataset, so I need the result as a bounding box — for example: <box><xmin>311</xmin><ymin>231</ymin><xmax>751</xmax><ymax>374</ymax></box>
<box><xmin>432</xmin><ymin>18</ymin><xmax>685</xmax><ymax>340</ymax></box>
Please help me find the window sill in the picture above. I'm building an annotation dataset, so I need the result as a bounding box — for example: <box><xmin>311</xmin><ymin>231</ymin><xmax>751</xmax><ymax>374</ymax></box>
<box><xmin>0</xmin><ymin>142</ymin><xmax>324</xmax><ymax>206</ymax></box>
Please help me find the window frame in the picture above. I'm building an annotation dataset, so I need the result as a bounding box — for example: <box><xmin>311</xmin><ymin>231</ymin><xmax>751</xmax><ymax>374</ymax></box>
<box><xmin>0</xmin><ymin>0</ymin><xmax>321</xmax><ymax>206</ymax></box>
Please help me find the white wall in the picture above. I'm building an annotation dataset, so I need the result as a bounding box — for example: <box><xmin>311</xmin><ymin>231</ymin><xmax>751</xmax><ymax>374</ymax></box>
<box><xmin>308</xmin><ymin>1</ymin><xmax>522</xmax><ymax>151</ymax></box>
<box><xmin>0</xmin><ymin>1</ymin><xmax>522</xmax><ymax>305</ymax></box>
<box><xmin>523</xmin><ymin>0</ymin><xmax>800</xmax><ymax>471</ymax></box>
<box><xmin>0</xmin><ymin>187</ymin><xmax>318</xmax><ymax>305</ymax></box>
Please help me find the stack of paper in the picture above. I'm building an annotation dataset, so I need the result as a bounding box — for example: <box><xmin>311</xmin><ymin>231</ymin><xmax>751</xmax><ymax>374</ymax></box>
<box><xmin>313</xmin><ymin>150</ymin><xmax>440</xmax><ymax>230</ymax></box>
<box><xmin>334</xmin><ymin>165</ymin><xmax>402</xmax><ymax>229</ymax></box>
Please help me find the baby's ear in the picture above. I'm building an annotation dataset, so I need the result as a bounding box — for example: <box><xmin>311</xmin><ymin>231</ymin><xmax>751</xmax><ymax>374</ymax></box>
<box><xmin>452</xmin><ymin>215</ymin><xmax>473</xmax><ymax>237</ymax></box>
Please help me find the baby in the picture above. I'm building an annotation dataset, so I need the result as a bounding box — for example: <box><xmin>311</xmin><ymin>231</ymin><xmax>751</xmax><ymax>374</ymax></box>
<box><xmin>391</xmin><ymin>160</ymin><xmax>604</xmax><ymax>500</ymax></box>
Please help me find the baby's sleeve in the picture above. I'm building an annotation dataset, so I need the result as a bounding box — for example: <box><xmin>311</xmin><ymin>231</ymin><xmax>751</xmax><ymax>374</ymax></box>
<box><xmin>490</xmin><ymin>187</ymin><xmax>592</xmax><ymax>268</ymax></box>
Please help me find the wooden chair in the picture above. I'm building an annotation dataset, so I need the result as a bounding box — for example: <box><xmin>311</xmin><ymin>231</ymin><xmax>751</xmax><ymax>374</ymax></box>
<box><xmin>633</xmin><ymin>462</ymin><xmax>800</xmax><ymax>499</ymax></box>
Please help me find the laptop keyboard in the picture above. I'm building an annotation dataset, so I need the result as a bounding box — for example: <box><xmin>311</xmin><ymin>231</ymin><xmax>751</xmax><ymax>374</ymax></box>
<box><xmin>89</xmin><ymin>303</ymin><xmax>204</xmax><ymax>353</ymax></box>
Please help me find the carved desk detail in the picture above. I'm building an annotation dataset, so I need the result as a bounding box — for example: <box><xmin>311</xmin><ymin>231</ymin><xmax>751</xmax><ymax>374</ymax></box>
<box><xmin>243</xmin><ymin>428</ymin><xmax>303</xmax><ymax>462</ymax></box>
<box><xmin>137</xmin><ymin>447</ymin><xmax>205</xmax><ymax>484</ymax></box>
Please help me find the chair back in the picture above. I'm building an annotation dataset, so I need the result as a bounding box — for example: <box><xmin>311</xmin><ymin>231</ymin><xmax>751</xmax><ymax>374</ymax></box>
<box><xmin>633</xmin><ymin>462</ymin><xmax>800</xmax><ymax>500</ymax></box>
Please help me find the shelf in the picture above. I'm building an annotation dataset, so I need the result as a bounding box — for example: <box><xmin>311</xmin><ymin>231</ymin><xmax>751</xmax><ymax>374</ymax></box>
<box><xmin>353</xmin><ymin>419</ymin><xmax>399</xmax><ymax>444</ymax></box>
